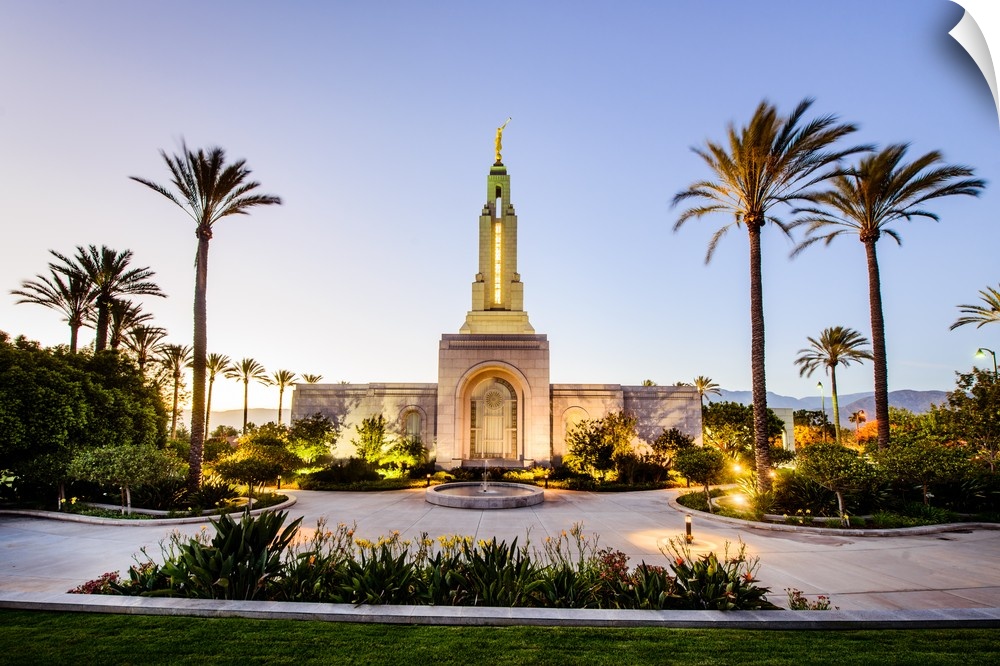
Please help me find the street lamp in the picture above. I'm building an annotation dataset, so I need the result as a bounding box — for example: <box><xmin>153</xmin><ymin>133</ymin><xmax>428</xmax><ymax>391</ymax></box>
<box><xmin>976</xmin><ymin>348</ymin><xmax>997</xmax><ymax>377</ymax></box>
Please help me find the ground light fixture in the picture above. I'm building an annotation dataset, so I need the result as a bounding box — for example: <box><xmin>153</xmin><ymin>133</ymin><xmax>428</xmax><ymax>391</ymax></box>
<box><xmin>685</xmin><ymin>514</ymin><xmax>693</xmax><ymax>544</ymax></box>
<box><xmin>426</xmin><ymin>474</ymin><xmax>431</xmax><ymax>487</ymax></box>
<box><xmin>277</xmin><ymin>475</ymin><xmax>282</xmax><ymax>490</ymax></box>
<box><xmin>976</xmin><ymin>347</ymin><xmax>997</xmax><ymax>377</ymax></box>
<box><xmin>544</xmin><ymin>471</ymin><xmax>549</xmax><ymax>489</ymax></box>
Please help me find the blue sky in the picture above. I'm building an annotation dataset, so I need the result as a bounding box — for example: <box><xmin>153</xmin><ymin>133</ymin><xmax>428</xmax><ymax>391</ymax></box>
<box><xmin>1</xmin><ymin>1</ymin><xmax>998</xmax><ymax>413</ymax></box>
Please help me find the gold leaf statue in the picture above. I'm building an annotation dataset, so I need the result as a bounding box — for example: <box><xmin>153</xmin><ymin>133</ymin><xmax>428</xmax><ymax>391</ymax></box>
<box><xmin>495</xmin><ymin>117</ymin><xmax>511</xmax><ymax>163</ymax></box>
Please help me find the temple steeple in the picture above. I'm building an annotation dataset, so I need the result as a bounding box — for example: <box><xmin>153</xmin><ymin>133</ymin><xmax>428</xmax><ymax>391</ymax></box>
<box><xmin>460</xmin><ymin>160</ymin><xmax>534</xmax><ymax>334</ymax></box>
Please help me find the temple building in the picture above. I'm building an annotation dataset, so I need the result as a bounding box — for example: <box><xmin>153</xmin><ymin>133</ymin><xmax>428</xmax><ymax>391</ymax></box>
<box><xmin>291</xmin><ymin>137</ymin><xmax>701</xmax><ymax>468</ymax></box>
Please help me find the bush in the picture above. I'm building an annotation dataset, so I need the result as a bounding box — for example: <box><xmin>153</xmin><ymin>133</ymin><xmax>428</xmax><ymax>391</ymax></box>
<box><xmin>299</xmin><ymin>459</ymin><xmax>380</xmax><ymax>488</ymax></box>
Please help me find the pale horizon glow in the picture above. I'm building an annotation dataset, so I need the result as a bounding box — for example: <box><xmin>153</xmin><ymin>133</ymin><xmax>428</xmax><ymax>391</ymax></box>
<box><xmin>1</xmin><ymin>1</ymin><xmax>998</xmax><ymax>417</ymax></box>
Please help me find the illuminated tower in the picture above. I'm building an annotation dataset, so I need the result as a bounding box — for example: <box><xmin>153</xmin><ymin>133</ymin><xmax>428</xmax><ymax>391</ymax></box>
<box><xmin>460</xmin><ymin>162</ymin><xmax>534</xmax><ymax>334</ymax></box>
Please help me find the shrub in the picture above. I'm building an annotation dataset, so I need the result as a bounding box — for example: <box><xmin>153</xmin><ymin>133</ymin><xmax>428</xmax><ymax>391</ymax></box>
<box><xmin>674</xmin><ymin>447</ymin><xmax>726</xmax><ymax>512</ymax></box>
<box><xmin>661</xmin><ymin>537</ymin><xmax>776</xmax><ymax>610</ymax></box>
<box><xmin>299</xmin><ymin>459</ymin><xmax>380</xmax><ymax>488</ymax></box>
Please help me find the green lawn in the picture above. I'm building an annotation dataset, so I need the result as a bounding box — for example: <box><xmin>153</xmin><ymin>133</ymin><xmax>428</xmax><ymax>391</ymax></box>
<box><xmin>1</xmin><ymin>611</ymin><xmax>998</xmax><ymax>665</ymax></box>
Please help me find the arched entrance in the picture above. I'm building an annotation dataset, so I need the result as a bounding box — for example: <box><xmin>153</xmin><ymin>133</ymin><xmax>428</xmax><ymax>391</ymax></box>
<box><xmin>469</xmin><ymin>377</ymin><xmax>518</xmax><ymax>459</ymax></box>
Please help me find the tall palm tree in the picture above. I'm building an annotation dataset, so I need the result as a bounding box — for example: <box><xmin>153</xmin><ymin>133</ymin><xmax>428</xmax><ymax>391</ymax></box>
<box><xmin>272</xmin><ymin>369</ymin><xmax>297</xmax><ymax>425</ymax></box>
<box><xmin>793</xmin><ymin>144</ymin><xmax>985</xmax><ymax>449</ymax></box>
<box><xmin>848</xmin><ymin>409</ymin><xmax>867</xmax><ymax>437</ymax></box>
<box><xmin>124</xmin><ymin>325</ymin><xmax>167</xmax><ymax>374</ymax></box>
<box><xmin>11</xmin><ymin>263</ymin><xmax>95</xmax><ymax>353</ymax></box>
<box><xmin>158</xmin><ymin>344</ymin><xmax>192</xmax><ymax>439</ymax></box>
<box><xmin>94</xmin><ymin>299</ymin><xmax>155</xmax><ymax>350</ymax></box>
<box><xmin>225</xmin><ymin>357</ymin><xmax>271</xmax><ymax>433</ymax></box>
<box><xmin>53</xmin><ymin>245</ymin><xmax>164</xmax><ymax>352</ymax></box>
<box><xmin>204</xmin><ymin>353</ymin><xmax>231</xmax><ymax>437</ymax></box>
<box><xmin>673</xmin><ymin>98</ymin><xmax>867</xmax><ymax>490</ymax></box>
<box><xmin>131</xmin><ymin>143</ymin><xmax>281</xmax><ymax>488</ymax></box>
<box><xmin>300</xmin><ymin>373</ymin><xmax>323</xmax><ymax>384</ymax></box>
<box><xmin>950</xmin><ymin>285</ymin><xmax>1000</xmax><ymax>330</ymax></box>
<box><xmin>692</xmin><ymin>375</ymin><xmax>721</xmax><ymax>409</ymax></box>
<box><xmin>794</xmin><ymin>326</ymin><xmax>873</xmax><ymax>446</ymax></box>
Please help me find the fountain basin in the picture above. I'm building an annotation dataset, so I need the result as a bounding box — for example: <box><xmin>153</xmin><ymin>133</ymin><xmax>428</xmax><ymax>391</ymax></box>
<box><xmin>425</xmin><ymin>482</ymin><xmax>544</xmax><ymax>509</ymax></box>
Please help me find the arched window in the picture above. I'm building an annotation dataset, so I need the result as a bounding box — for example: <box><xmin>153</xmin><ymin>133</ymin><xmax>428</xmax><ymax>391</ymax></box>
<box><xmin>470</xmin><ymin>377</ymin><xmax>517</xmax><ymax>459</ymax></box>
<box><xmin>404</xmin><ymin>410</ymin><xmax>422</xmax><ymax>442</ymax></box>
<box><xmin>563</xmin><ymin>407</ymin><xmax>589</xmax><ymax>450</ymax></box>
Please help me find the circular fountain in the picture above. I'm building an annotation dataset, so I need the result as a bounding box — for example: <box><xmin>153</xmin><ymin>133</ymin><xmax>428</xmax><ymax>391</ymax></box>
<box><xmin>425</xmin><ymin>481</ymin><xmax>544</xmax><ymax>509</ymax></box>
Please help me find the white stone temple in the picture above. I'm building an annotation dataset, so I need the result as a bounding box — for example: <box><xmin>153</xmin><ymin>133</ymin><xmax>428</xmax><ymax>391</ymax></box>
<box><xmin>291</xmin><ymin>147</ymin><xmax>701</xmax><ymax>469</ymax></box>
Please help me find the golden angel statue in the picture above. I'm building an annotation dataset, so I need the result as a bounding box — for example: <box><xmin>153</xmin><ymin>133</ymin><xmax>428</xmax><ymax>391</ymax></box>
<box><xmin>495</xmin><ymin>117</ymin><xmax>511</xmax><ymax>163</ymax></box>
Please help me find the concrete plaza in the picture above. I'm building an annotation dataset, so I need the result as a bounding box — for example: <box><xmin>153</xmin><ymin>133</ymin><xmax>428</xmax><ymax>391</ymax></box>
<box><xmin>2</xmin><ymin>487</ymin><xmax>999</xmax><ymax>612</ymax></box>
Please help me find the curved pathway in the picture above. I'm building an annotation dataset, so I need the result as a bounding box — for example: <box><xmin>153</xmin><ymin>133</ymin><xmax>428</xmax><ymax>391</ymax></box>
<box><xmin>2</xmin><ymin>487</ymin><xmax>999</xmax><ymax>611</ymax></box>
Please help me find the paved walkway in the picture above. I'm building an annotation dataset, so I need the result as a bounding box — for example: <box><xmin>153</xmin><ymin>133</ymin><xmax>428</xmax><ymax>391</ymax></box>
<box><xmin>2</xmin><ymin>488</ymin><xmax>1000</xmax><ymax>612</ymax></box>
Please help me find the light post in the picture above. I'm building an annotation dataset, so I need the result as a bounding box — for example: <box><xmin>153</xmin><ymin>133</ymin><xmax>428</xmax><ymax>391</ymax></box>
<box><xmin>685</xmin><ymin>514</ymin><xmax>693</xmax><ymax>544</ymax></box>
<box><xmin>976</xmin><ymin>348</ymin><xmax>997</xmax><ymax>377</ymax></box>
<box><xmin>817</xmin><ymin>381</ymin><xmax>825</xmax><ymax>441</ymax></box>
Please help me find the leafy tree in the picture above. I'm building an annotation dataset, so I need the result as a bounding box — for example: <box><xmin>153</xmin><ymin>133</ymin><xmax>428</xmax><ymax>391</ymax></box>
<box><xmin>943</xmin><ymin>368</ymin><xmax>1000</xmax><ymax>472</ymax></box>
<box><xmin>649</xmin><ymin>427</ymin><xmax>695</xmax><ymax>469</ymax></box>
<box><xmin>204</xmin><ymin>353</ymin><xmax>232</xmax><ymax>437</ymax></box>
<box><xmin>158</xmin><ymin>344</ymin><xmax>192</xmax><ymax>440</ymax></box>
<box><xmin>288</xmin><ymin>413</ymin><xmax>338</xmax><ymax>464</ymax></box>
<box><xmin>213</xmin><ymin>443</ymin><xmax>300</xmax><ymax>506</ymax></box>
<box><xmin>951</xmin><ymin>284</ymin><xmax>1000</xmax><ymax>330</ymax></box>
<box><xmin>381</xmin><ymin>437</ymin><xmax>427</xmax><ymax>475</ymax></box>
<box><xmin>794</xmin><ymin>145</ymin><xmax>985</xmax><ymax>449</ymax></box>
<box><xmin>53</xmin><ymin>245</ymin><xmax>165</xmax><ymax>352</ymax></box>
<box><xmin>674</xmin><ymin>447</ymin><xmax>726</xmax><ymax>512</ymax></box>
<box><xmin>794</xmin><ymin>326</ymin><xmax>872</xmax><ymax>446</ymax></box>
<box><xmin>211</xmin><ymin>424</ymin><xmax>240</xmax><ymax>439</ymax></box>
<box><xmin>351</xmin><ymin>414</ymin><xmax>391</xmax><ymax>465</ymax></box>
<box><xmin>673</xmin><ymin>98</ymin><xmax>866</xmax><ymax>491</ymax></box>
<box><xmin>11</xmin><ymin>262</ymin><xmax>96</xmax><ymax>353</ymax></box>
<box><xmin>796</xmin><ymin>443</ymin><xmax>874</xmax><ymax>524</ymax></box>
<box><xmin>132</xmin><ymin>143</ymin><xmax>282</xmax><ymax>490</ymax></box>
<box><xmin>69</xmin><ymin>444</ymin><xmax>183</xmax><ymax>514</ymax></box>
<box><xmin>565</xmin><ymin>411</ymin><xmax>638</xmax><ymax>481</ymax></box>
<box><xmin>272</xmin><ymin>369</ymin><xmax>297</xmax><ymax>425</ymax></box>
<box><xmin>873</xmin><ymin>440</ymin><xmax>972</xmax><ymax>506</ymax></box>
<box><xmin>702</xmin><ymin>402</ymin><xmax>784</xmax><ymax>460</ymax></box>
<box><xmin>225</xmin><ymin>358</ymin><xmax>271</xmax><ymax>433</ymax></box>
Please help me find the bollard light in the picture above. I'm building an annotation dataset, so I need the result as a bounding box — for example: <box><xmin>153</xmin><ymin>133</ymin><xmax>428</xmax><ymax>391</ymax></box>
<box><xmin>544</xmin><ymin>471</ymin><xmax>550</xmax><ymax>489</ymax></box>
<box><xmin>277</xmin><ymin>475</ymin><xmax>282</xmax><ymax>490</ymax></box>
<box><xmin>426</xmin><ymin>473</ymin><xmax>431</xmax><ymax>487</ymax></box>
<box><xmin>685</xmin><ymin>514</ymin><xmax>693</xmax><ymax>544</ymax></box>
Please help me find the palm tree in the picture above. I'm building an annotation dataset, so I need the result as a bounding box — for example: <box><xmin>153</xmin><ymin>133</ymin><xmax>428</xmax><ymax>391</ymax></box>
<box><xmin>793</xmin><ymin>144</ymin><xmax>985</xmax><ymax>449</ymax></box>
<box><xmin>158</xmin><ymin>344</ymin><xmax>192</xmax><ymax>439</ymax></box>
<box><xmin>950</xmin><ymin>285</ymin><xmax>1000</xmax><ymax>330</ymax></box>
<box><xmin>225</xmin><ymin>357</ymin><xmax>271</xmax><ymax>433</ymax></box>
<box><xmin>692</xmin><ymin>375</ymin><xmax>721</xmax><ymax>409</ymax></box>
<box><xmin>124</xmin><ymin>325</ymin><xmax>167</xmax><ymax>374</ymax></box>
<box><xmin>673</xmin><ymin>98</ymin><xmax>867</xmax><ymax>490</ymax></box>
<box><xmin>794</xmin><ymin>327</ymin><xmax>873</xmax><ymax>446</ymax></box>
<box><xmin>848</xmin><ymin>409</ymin><xmax>867</xmax><ymax>437</ymax></box>
<box><xmin>54</xmin><ymin>245</ymin><xmax>165</xmax><ymax>352</ymax></box>
<box><xmin>204</xmin><ymin>353</ymin><xmax>231</xmax><ymax>438</ymax></box>
<box><xmin>11</xmin><ymin>263</ymin><xmax>95</xmax><ymax>353</ymax></box>
<box><xmin>300</xmin><ymin>373</ymin><xmax>323</xmax><ymax>384</ymax></box>
<box><xmin>96</xmin><ymin>299</ymin><xmax>154</xmax><ymax>350</ymax></box>
<box><xmin>272</xmin><ymin>369</ymin><xmax>297</xmax><ymax>425</ymax></box>
<box><xmin>131</xmin><ymin>143</ymin><xmax>281</xmax><ymax>488</ymax></box>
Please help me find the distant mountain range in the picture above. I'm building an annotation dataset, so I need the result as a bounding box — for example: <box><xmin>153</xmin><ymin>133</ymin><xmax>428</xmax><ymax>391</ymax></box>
<box><xmin>712</xmin><ymin>389</ymin><xmax>949</xmax><ymax>426</ymax></box>
<box><xmin>186</xmin><ymin>389</ymin><xmax>949</xmax><ymax>433</ymax></box>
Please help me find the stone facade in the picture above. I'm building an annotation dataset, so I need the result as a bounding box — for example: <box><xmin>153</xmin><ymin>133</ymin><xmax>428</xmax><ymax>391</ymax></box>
<box><xmin>291</xmin><ymin>157</ymin><xmax>702</xmax><ymax>469</ymax></box>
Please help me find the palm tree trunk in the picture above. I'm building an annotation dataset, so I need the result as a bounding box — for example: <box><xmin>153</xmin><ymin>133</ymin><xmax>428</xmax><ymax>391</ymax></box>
<box><xmin>69</xmin><ymin>323</ymin><xmax>79</xmax><ymax>354</ymax></box>
<box><xmin>95</xmin><ymin>297</ymin><xmax>110</xmax><ymax>352</ymax></box>
<box><xmin>830</xmin><ymin>367</ymin><xmax>841</xmax><ymax>446</ymax></box>
<box><xmin>864</xmin><ymin>240</ymin><xmax>890</xmax><ymax>450</ymax></box>
<box><xmin>205</xmin><ymin>376</ymin><xmax>215</xmax><ymax>439</ymax></box>
<box><xmin>748</xmin><ymin>226</ymin><xmax>772</xmax><ymax>492</ymax></box>
<box><xmin>189</xmin><ymin>234</ymin><xmax>210</xmax><ymax>490</ymax></box>
<box><xmin>170</xmin><ymin>370</ymin><xmax>180</xmax><ymax>439</ymax></box>
<box><xmin>242</xmin><ymin>380</ymin><xmax>249</xmax><ymax>432</ymax></box>
<box><xmin>278</xmin><ymin>387</ymin><xmax>284</xmax><ymax>425</ymax></box>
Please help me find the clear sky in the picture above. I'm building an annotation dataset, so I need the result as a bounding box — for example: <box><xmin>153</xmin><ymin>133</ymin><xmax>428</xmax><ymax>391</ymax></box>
<box><xmin>2</xmin><ymin>1</ymin><xmax>998</xmax><ymax>415</ymax></box>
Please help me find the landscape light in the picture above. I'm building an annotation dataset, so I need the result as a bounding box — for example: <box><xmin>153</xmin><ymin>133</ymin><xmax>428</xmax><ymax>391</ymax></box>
<box><xmin>685</xmin><ymin>514</ymin><xmax>693</xmax><ymax>544</ymax></box>
<box><xmin>426</xmin><ymin>474</ymin><xmax>431</xmax><ymax>487</ymax></box>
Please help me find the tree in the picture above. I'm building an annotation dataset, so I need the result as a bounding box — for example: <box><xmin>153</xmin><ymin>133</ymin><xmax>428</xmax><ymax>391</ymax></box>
<box><xmin>53</xmin><ymin>245</ymin><xmax>164</xmax><ymax>352</ymax></box>
<box><xmin>944</xmin><ymin>368</ymin><xmax>1000</xmax><ymax>472</ymax></box>
<box><xmin>204</xmin><ymin>353</ymin><xmax>231</xmax><ymax>437</ymax></box>
<box><xmin>213</xmin><ymin>442</ymin><xmax>300</xmax><ymax>507</ymax></box>
<box><xmin>692</xmin><ymin>376</ymin><xmax>721</xmax><ymax>408</ymax></box>
<box><xmin>288</xmin><ymin>413</ymin><xmax>338</xmax><ymax>464</ymax></box>
<box><xmin>225</xmin><ymin>358</ymin><xmax>271</xmax><ymax>433</ymax></box>
<box><xmin>673</xmin><ymin>98</ymin><xmax>866</xmax><ymax>491</ymax></box>
<box><xmin>272</xmin><ymin>369</ymin><xmax>297</xmax><ymax>425</ymax></box>
<box><xmin>565</xmin><ymin>411</ymin><xmax>638</xmax><ymax>481</ymax></box>
<box><xmin>351</xmin><ymin>414</ymin><xmax>390</xmax><ymax>465</ymax></box>
<box><xmin>794</xmin><ymin>326</ymin><xmax>872</xmax><ymax>446</ymax></box>
<box><xmin>124</xmin><ymin>325</ymin><xmax>167</xmax><ymax>375</ymax></box>
<box><xmin>300</xmin><ymin>373</ymin><xmax>323</xmax><ymax>384</ymax></box>
<box><xmin>158</xmin><ymin>344</ymin><xmax>192</xmax><ymax>440</ymax></box>
<box><xmin>641</xmin><ymin>379</ymin><xmax>658</xmax><ymax>386</ymax></box>
<box><xmin>703</xmin><ymin>401</ymin><xmax>784</xmax><ymax>461</ymax></box>
<box><xmin>951</xmin><ymin>284</ymin><xmax>1000</xmax><ymax>330</ymax></box>
<box><xmin>69</xmin><ymin>444</ymin><xmax>183</xmax><ymax>514</ymax></box>
<box><xmin>873</xmin><ymin>440</ymin><xmax>972</xmax><ymax>506</ymax></box>
<box><xmin>649</xmin><ymin>427</ymin><xmax>695</xmax><ymax>470</ymax></box>
<box><xmin>848</xmin><ymin>409</ymin><xmax>867</xmax><ymax>437</ymax></box>
<box><xmin>796</xmin><ymin>443</ymin><xmax>874</xmax><ymax>525</ymax></box>
<box><xmin>101</xmin><ymin>299</ymin><xmax>154</xmax><ymax>350</ymax></box>
<box><xmin>793</xmin><ymin>144</ymin><xmax>985</xmax><ymax>449</ymax></box>
<box><xmin>131</xmin><ymin>143</ymin><xmax>282</xmax><ymax>490</ymax></box>
<box><xmin>674</xmin><ymin>447</ymin><xmax>726</xmax><ymax>512</ymax></box>
<box><xmin>11</xmin><ymin>264</ymin><xmax>96</xmax><ymax>354</ymax></box>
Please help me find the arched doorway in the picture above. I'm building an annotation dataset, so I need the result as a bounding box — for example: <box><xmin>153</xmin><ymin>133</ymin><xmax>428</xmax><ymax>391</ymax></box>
<box><xmin>469</xmin><ymin>377</ymin><xmax>518</xmax><ymax>459</ymax></box>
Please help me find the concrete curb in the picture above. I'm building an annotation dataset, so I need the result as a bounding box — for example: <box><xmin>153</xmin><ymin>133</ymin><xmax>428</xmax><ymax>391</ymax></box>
<box><xmin>0</xmin><ymin>495</ymin><xmax>298</xmax><ymax>527</ymax></box>
<box><xmin>2</xmin><ymin>592</ymin><xmax>998</xmax><ymax>629</ymax></box>
<box><xmin>666</xmin><ymin>495</ymin><xmax>1000</xmax><ymax>537</ymax></box>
